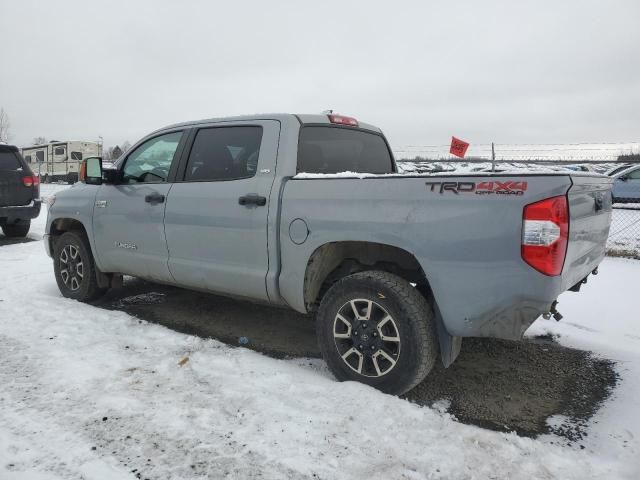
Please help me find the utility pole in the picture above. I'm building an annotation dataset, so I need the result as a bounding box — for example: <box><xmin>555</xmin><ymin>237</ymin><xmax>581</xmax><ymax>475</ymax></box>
<box><xmin>491</xmin><ymin>142</ymin><xmax>496</xmax><ymax>173</ymax></box>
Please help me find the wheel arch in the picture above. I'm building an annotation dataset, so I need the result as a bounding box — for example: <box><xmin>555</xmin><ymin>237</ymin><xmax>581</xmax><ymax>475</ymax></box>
<box><xmin>48</xmin><ymin>217</ymin><xmax>90</xmax><ymax>253</ymax></box>
<box><xmin>302</xmin><ymin>240</ymin><xmax>462</xmax><ymax>368</ymax></box>
<box><xmin>49</xmin><ymin>217</ymin><xmax>118</xmax><ymax>290</ymax></box>
<box><xmin>303</xmin><ymin>241</ymin><xmax>430</xmax><ymax>309</ymax></box>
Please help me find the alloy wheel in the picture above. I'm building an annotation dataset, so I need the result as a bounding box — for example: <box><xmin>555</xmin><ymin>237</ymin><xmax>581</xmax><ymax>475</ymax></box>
<box><xmin>333</xmin><ymin>298</ymin><xmax>401</xmax><ymax>377</ymax></box>
<box><xmin>59</xmin><ymin>244</ymin><xmax>84</xmax><ymax>291</ymax></box>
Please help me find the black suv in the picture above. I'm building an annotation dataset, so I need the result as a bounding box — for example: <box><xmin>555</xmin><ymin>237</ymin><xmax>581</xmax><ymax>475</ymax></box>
<box><xmin>0</xmin><ymin>144</ymin><xmax>41</xmax><ymax>238</ymax></box>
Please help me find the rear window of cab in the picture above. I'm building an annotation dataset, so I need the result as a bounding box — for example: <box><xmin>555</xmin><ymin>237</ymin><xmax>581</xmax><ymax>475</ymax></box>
<box><xmin>297</xmin><ymin>126</ymin><xmax>394</xmax><ymax>174</ymax></box>
<box><xmin>0</xmin><ymin>151</ymin><xmax>21</xmax><ymax>170</ymax></box>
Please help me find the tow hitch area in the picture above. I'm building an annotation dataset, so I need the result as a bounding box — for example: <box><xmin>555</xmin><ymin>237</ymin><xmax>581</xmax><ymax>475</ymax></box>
<box><xmin>569</xmin><ymin>276</ymin><xmax>588</xmax><ymax>292</ymax></box>
<box><xmin>569</xmin><ymin>267</ymin><xmax>598</xmax><ymax>293</ymax></box>
<box><xmin>543</xmin><ymin>300</ymin><xmax>563</xmax><ymax>321</ymax></box>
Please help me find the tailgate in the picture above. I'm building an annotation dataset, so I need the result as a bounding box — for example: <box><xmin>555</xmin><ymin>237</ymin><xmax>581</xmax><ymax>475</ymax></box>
<box><xmin>0</xmin><ymin>150</ymin><xmax>32</xmax><ymax>207</ymax></box>
<box><xmin>562</xmin><ymin>174</ymin><xmax>613</xmax><ymax>289</ymax></box>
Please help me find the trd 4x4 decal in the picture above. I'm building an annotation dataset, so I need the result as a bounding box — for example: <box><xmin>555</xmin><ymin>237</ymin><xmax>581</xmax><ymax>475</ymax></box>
<box><xmin>425</xmin><ymin>181</ymin><xmax>528</xmax><ymax>196</ymax></box>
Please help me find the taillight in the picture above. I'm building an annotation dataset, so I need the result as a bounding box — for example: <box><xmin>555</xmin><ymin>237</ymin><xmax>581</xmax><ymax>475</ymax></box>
<box><xmin>521</xmin><ymin>195</ymin><xmax>569</xmax><ymax>276</ymax></box>
<box><xmin>328</xmin><ymin>114</ymin><xmax>359</xmax><ymax>127</ymax></box>
<box><xmin>22</xmin><ymin>175</ymin><xmax>40</xmax><ymax>187</ymax></box>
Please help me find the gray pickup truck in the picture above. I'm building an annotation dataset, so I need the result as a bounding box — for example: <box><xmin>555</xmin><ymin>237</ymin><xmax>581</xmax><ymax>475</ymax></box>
<box><xmin>44</xmin><ymin>113</ymin><xmax>613</xmax><ymax>394</ymax></box>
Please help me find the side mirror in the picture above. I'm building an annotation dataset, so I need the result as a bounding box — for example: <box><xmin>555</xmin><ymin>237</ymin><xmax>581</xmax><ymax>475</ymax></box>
<box><xmin>81</xmin><ymin>157</ymin><xmax>103</xmax><ymax>185</ymax></box>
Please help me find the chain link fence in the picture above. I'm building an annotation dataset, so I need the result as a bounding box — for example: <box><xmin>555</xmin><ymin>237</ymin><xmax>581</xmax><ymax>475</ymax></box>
<box><xmin>607</xmin><ymin>203</ymin><xmax>640</xmax><ymax>258</ymax></box>
<box><xmin>394</xmin><ymin>158</ymin><xmax>640</xmax><ymax>260</ymax></box>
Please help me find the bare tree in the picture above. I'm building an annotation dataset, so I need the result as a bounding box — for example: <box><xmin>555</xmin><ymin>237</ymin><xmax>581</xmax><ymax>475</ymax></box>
<box><xmin>111</xmin><ymin>145</ymin><xmax>123</xmax><ymax>159</ymax></box>
<box><xmin>33</xmin><ymin>136</ymin><xmax>47</xmax><ymax>145</ymax></box>
<box><xmin>103</xmin><ymin>146</ymin><xmax>119</xmax><ymax>160</ymax></box>
<box><xmin>0</xmin><ymin>107</ymin><xmax>12</xmax><ymax>143</ymax></box>
<box><xmin>121</xmin><ymin>141</ymin><xmax>131</xmax><ymax>153</ymax></box>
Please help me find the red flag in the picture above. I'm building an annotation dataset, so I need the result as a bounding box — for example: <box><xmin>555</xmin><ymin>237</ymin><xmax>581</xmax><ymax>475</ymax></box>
<box><xmin>449</xmin><ymin>136</ymin><xmax>470</xmax><ymax>158</ymax></box>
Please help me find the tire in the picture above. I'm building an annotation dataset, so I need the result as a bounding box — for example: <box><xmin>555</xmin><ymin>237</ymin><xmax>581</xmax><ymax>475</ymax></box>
<box><xmin>2</xmin><ymin>221</ymin><xmax>30</xmax><ymax>238</ymax></box>
<box><xmin>53</xmin><ymin>231</ymin><xmax>108</xmax><ymax>302</ymax></box>
<box><xmin>316</xmin><ymin>271</ymin><xmax>438</xmax><ymax>395</ymax></box>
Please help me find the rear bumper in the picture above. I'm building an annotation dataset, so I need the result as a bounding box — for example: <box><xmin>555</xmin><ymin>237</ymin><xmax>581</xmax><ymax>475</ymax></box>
<box><xmin>0</xmin><ymin>199</ymin><xmax>42</xmax><ymax>221</ymax></box>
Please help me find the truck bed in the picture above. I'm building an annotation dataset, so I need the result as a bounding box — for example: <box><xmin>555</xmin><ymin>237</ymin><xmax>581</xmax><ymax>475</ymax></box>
<box><xmin>278</xmin><ymin>172</ymin><xmax>613</xmax><ymax>340</ymax></box>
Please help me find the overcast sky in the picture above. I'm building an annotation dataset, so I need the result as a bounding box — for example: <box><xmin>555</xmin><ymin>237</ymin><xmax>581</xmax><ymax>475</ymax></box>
<box><xmin>1</xmin><ymin>0</ymin><xmax>639</xmax><ymax>151</ymax></box>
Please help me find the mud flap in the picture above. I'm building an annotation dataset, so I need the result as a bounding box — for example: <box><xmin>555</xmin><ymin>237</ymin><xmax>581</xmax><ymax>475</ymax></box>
<box><xmin>433</xmin><ymin>301</ymin><xmax>462</xmax><ymax>368</ymax></box>
<box><xmin>96</xmin><ymin>268</ymin><xmax>123</xmax><ymax>289</ymax></box>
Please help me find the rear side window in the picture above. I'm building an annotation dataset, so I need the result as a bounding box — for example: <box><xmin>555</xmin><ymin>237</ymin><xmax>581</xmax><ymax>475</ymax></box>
<box><xmin>0</xmin><ymin>151</ymin><xmax>21</xmax><ymax>170</ymax></box>
<box><xmin>297</xmin><ymin>126</ymin><xmax>393</xmax><ymax>174</ymax></box>
<box><xmin>71</xmin><ymin>151</ymin><xmax>82</xmax><ymax>160</ymax></box>
<box><xmin>184</xmin><ymin>126</ymin><xmax>263</xmax><ymax>182</ymax></box>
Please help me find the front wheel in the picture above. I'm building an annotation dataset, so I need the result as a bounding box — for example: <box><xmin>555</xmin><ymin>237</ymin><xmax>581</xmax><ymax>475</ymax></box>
<box><xmin>2</xmin><ymin>221</ymin><xmax>30</xmax><ymax>238</ymax></box>
<box><xmin>316</xmin><ymin>271</ymin><xmax>438</xmax><ymax>395</ymax></box>
<box><xmin>53</xmin><ymin>231</ymin><xmax>108</xmax><ymax>302</ymax></box>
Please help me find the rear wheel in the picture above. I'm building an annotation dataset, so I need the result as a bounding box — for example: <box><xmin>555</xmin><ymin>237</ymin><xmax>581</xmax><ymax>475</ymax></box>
<box><xmin>2</xmin><ymin>221</ymin><xmax>30</xmax><ymax>238</ymax></box>
<box><xmin>316</xmin><ymin>271</ymin><xmax>438</xmax><ymax>395</ymax></box>
<box><xmin>53</xmin><ymin>231</ymin><xmax>108</xmax><ymax>301</ymax></box>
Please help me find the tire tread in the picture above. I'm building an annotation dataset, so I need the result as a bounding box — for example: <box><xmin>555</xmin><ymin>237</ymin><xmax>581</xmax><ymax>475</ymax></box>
<box><xmin>316</xmin><ymin>270</ymin><xmax>438</xmax><ymax>395</ymax></box>
<box><xmin>53</xmin><ymin>231</ymin><xmax>107</xmax><ymax>302</ymax></box>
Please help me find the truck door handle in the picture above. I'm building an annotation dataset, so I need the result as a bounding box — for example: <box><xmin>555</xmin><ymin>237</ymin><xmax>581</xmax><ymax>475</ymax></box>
<box><xmin>238</xmin><ymin>194</ymin><xmax>266</xmax><ymax>207</ymax></box>
<box><xmin>145</xmin><ymin>192</ymin><xmax>165</xmax><ymax>205</ymax></box>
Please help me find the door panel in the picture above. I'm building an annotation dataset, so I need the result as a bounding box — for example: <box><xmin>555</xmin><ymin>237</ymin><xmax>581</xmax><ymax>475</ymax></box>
<box><xmin>92</xmin><ymin>130</ymin><xmax>185</xmax><ymax>281</ymax></box>
<box><xmin>93</xmin><ymin>183</ymin><xmax>173</xmax><ymax>281</ymax></box>
<box><xmin>614</xmin><ymin>168</ymin><xmax>640</xmax><ymax>200</ymax></box>
<box><xmin>164</xmin><ymin>120</ymin><xmax>280</xmax><ymax>301</ymax></box>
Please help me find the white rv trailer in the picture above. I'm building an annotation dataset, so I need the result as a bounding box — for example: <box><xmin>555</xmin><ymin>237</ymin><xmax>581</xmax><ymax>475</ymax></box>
<box><xmin>21</xmin><ymin>141</ymin><xmax>101</xmax><ymax>183</ymax></box>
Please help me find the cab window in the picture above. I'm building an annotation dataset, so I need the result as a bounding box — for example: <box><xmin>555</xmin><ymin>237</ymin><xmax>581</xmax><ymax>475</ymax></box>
<box><xmin>184</xmin><ymin>126</ymin><xmax>263</xmax><ymax>182</ymax></box>
<box><xmin>122</xmin><ymin>131</ymin><xmax>183</xmax><ymax>184</ymax></box>
<box><xmin>297</xmin><ymin>126</ymin><xmax>394</xmax><ymax>174</ymax></box>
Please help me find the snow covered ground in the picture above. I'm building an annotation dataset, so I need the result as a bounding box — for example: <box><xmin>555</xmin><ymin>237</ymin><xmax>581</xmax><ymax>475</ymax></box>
<box><xmin>0</xmin><ymin>185</ymin><xmax>639</xmax><ymax>479</ymax></box>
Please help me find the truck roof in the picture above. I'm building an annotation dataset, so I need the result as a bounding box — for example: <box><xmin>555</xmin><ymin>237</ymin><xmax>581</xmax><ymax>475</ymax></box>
<box><xmin>153</xmin><ymin>113</ymin><xmax>383</xmax><ymax>136</ymax></box>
